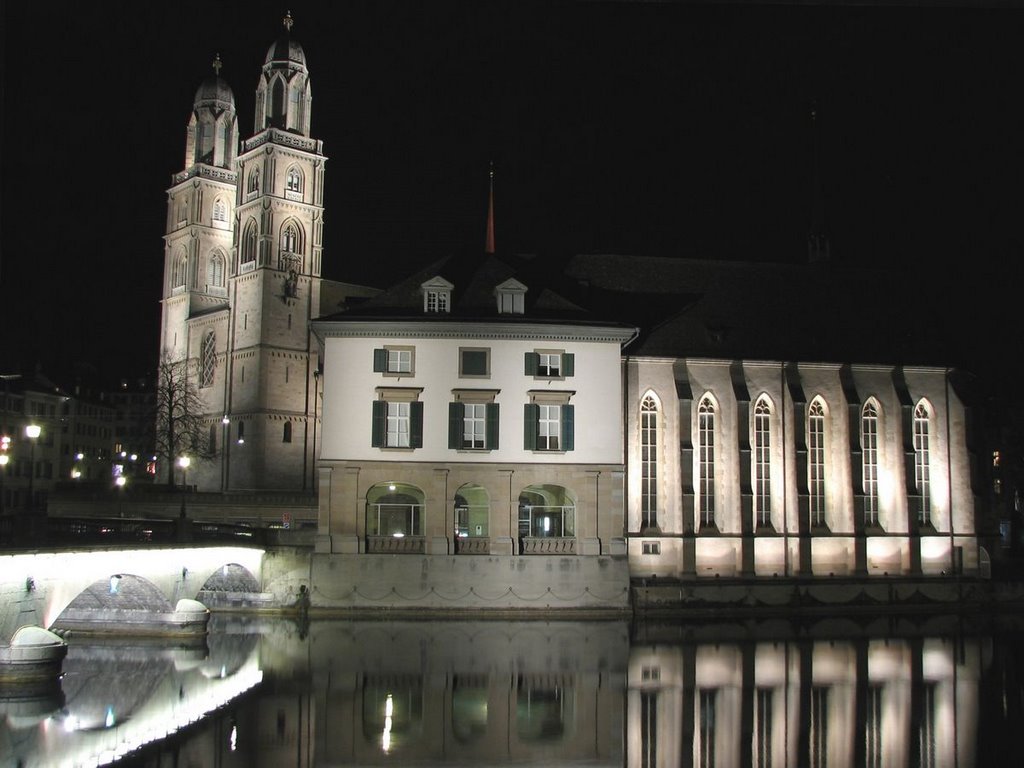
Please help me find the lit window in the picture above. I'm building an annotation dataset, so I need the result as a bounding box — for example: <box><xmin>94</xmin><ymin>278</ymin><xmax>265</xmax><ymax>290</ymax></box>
<box><xmin>525</xmin><ymin>351</ymin><xmax>574</xmax><ymax>378</ymax></box>
<box><xmin>993</xmin><ymin>450</ymin><xmax>1001</xmax><ymax>468</ymax></box>
<box><xmin>754</xmin><ymin>397</ymin><xmax>772</xmax><ymax>528</ymax></box>
<box><xmin>449</xmin><ymin>392</ymin><xmax>499</xmax><ymax>451</ymax></box>
<box><xmin>862</xmin><ymin>401</ymin><xmax>879</xmax><ymax>527</ymax></box>
<box><xmin>524</xmin><ymin>397</ymin><xmax>574</xmax><ymax>452</ymax></box>
<box><xmin>371</xmin><ymin>394</ymin><xmax>423</xmax><ymax>449</ymax></box>
<box><xmin>641</xmin><ymin>394</ymin><xmax>658</xmax><ymax>529</ymax></box>
<box><xmin>808</xmin><ymin>400</ymin><xmax>827</xmax><ymax>528</ymax></box>
<box><xmin>698</xmin><ymin>396</ymin><xmax>716</xmax><ymax>529</ymax></box>
<box><xmin>425</xmin><ymin>290</ymin><xmax>450</xmax><ymax>313</ymax></box>
<box><xmin>642</xmin><ymin>541</ymin><xmax>660</xmax><ymax>555</ymax></box>
<box><xmin>914</xmin><ymin>402</ymin><xmax>931</xmax><ymax>526</ymax></box>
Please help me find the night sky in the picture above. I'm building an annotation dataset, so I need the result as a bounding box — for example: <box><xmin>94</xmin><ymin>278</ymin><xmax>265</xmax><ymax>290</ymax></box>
<box><xmin>2</xmin><ymin>1</ymin><xmax>1023</xmax><ymax>396</ymax></box>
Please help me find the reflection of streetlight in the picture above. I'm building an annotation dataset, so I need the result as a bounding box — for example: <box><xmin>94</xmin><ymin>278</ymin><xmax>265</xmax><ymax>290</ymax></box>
<box><xmin>25</xmin><ymin>425</ymin><xmax>40</xmax><ymax>511</ymax></box>
<box><xmin>0</xmin><ymin>453</ymin><xmax>8</xmax><ymax>515</ymax></box>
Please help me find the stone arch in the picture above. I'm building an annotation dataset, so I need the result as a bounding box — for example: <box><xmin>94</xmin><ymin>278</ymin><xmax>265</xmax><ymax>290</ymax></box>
<box><xmin>518</xmin><ymin>484</ymin><xmax>576</xmax><ymax>540</ymax></box>
<box><xmin>454</xmin><ymin>482</ymin><xmax>489</xmax><ymax>539</ymax></box>
<box><xmin>197</xmin><ymin>563</ymin><xmax>260</xmax><ymax>594</ymax></box>
<box><xmin>366</xmin><ymin>482</ymin><xmax>425</xmax><ymax>552</ymax></box>
<box><xmin>50</xmin><ymin>574</ymin><xmax>172</xmax><ymax>632</ymax></box>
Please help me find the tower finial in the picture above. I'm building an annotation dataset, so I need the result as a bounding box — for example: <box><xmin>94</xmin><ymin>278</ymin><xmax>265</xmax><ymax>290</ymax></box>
<box><xmin>485</xmin><ymin>162</ymin><xmax>496</xmax><ymax>254</ymax></box>
<box><xmin>212</xmin><ymin>53</ymin><xmax>222</xmax><ymax>76</ymax></box>
<box><xmin>807</xmin><ymin>98</ymin><xmax>830</xmax><ymax>264</ymax></box>
<box><xmin>283</xmin><ymin>10</ymin><xmax>294</xmax><ymax>33</ymax></box>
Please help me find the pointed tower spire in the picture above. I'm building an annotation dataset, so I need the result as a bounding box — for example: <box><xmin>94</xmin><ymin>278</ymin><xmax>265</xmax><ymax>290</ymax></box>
<box><xmin>212</xmin><ymin>53</ymin><xmax>222</xmax><ymax>76</ymax></box>
<box><xmin>807</xmin><ymin>99</ymin><xmax>830</xmax><ymax>264</ymax></box>
<box><xmin>485</xmin><ymin>162</ymin><xmax>496</xmax><ymax>254</ymax></box>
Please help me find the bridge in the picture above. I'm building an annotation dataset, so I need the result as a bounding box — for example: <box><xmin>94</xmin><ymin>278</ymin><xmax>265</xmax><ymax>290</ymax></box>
<box><xmin>0</xmin><ymin>543</ymin><xmax>282</xmax><ymax>644</ymax></box>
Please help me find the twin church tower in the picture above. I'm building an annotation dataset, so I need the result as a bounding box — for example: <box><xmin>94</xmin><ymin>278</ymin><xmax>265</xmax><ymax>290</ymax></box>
<box><xmin>159</xmin><ymin>14</ymin><xmax>343</xmax><ymax>492</ymax></box>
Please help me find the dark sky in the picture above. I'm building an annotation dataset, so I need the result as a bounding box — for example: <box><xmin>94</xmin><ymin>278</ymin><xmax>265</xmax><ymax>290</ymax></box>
<box><xmin>2</xmin><ymin>1</ymin><xmax>1024</xmax><ymax>392</ymax></box>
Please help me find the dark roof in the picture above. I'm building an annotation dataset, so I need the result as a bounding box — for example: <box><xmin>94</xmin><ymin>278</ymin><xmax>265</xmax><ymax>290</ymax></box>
<box><xmin>265</xmin><ymin>36</ymin><xmax>306</xmax><ymax>67</ymax></box>
<box><xmin>321</xmin><ymin>251</ymin><xmax>630</xmax><ymax>328</ymax></box>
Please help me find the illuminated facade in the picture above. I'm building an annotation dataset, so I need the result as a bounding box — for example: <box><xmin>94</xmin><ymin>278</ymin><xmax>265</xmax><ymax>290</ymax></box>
<box><xmin>158</xmin><ymin>16</ymin><xmax>375</xmax><ymax>492</ymax></box>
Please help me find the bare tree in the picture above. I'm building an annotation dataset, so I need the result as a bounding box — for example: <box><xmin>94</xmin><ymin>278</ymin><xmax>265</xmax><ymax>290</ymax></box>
<box><xmin>153</xmin><ymin>353</ymin><xmax>208</xmax><ymax>486</ymax></box>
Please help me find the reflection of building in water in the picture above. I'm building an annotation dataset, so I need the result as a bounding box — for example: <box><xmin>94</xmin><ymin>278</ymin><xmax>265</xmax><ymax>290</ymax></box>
<box><xmin>627</xmin><ymin>635</ymin><xmax>982</xmax><ymax>768</ymax></box>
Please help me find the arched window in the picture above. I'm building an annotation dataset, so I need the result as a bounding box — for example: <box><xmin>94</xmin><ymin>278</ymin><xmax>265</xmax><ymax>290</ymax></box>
<box><xmin>698</xmin><ymin>396</ymin><xmax>716</xmax><ymax>529</ymax></box>
<box><xmin>366</xmin><ymin>482</ymin><xmax>425</xmax><ymax>543</ymax></box>
<box><xmin>753</xmin><ymin>396</ymin><xmax>772</xmax><ymax>529</ymax></box>
<box><xmin>241</xmin><ymin>220</ymin><xmax>258</xmax><ymax>265</ymax></box>
<box><xmin>518</xmin><ymin>484</ymin><xmax>576</xmax><ymax>545</ymax></box>
<box><xmin>200</xmin><ymin>331</ymin><xmax>216</xmax><ymax>388</ymax></box>
<box><xmin>808</xmin><ymin>399</ymin><xmax>827</xmax><ymax>528</ymax></box>
<box><xmin>247</xmin><ymin>168</ymin><xmax>260</xmax><ymax>194</ymax></box>
<box><xmin>208</xmin><ymin>424</ymin><xmax>217</xmax><ymax>454</ymax></box>
<box><xmin>862</xmin><ymin>401</ymin><xmax>880</xmax><ymax>527</ymax></box>
<box><xmin>914</xmin><ymin>401</ymin><xmax>932</xmax><ymax>526</ymax></box>
<box><xmin>207</xmin><ymin>252</ymin><xmax>225</xmax><ymax>289</ymax></box>
<box><xmin>283</xmin><ymin>421</ymin><xmax>292</xmax><ymax>443</ymax></box>
<box><xmin>172</xmin><ymin>251</ymin><xmax>187</xmax><ymax>289</ymax></box>
<box><xmin>271</xmin><ymin>79</ymin><xmax>285</xmax><ymax>125</ymax></box>
<box><xmin>454</xmin><ymin>483</ymin><xmax>489</xmax><ymax>540</ymax></box>
<box><xmin>282</xmin><ymin>224</ymin><xmax>298</xmax><ymax>253</ymax></box>
<box><xmin>286</xmin><ymin>167</ymin><xmax>303</xmax><ymax>194</ymax></box>
<box><xmin>213</xmin><ymin>197</ymin><xmax>228</xmax><ymax>223</ymax></box>
<box><xmin>640</xmin><ymin>394</ymin><xmax>658</xmax><ymax>530</ymax></box>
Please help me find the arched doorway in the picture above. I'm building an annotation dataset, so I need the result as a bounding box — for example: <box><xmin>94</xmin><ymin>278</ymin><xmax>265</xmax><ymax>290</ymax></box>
<box><xmin>518</xmin><ymin>485</ymin><xmax>576</xmax><ymax>555</ymax></box>
<box><xmin>366</xmin><ymin>482</ymin><xmax>425</xmax><ymax>553</ymax></box>
<box><xmin>454</xmin><ymin>483</ymin><xmax>489</xmax><ymax>554</ymax></box>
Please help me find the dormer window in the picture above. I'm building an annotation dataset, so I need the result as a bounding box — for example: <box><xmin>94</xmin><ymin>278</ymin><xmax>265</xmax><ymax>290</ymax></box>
<box><xmin>494</xmin><ymin>278</ymin><xmax>527</xmax><ymax>315</ymax></box>
<box><xmin>421</xmin><ymin>276</ymin><xmax>454</xmax><ymax>314</ymax></box>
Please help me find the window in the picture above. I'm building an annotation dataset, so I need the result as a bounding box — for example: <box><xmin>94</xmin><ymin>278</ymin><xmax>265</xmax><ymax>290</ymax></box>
<box><xmin>373</xmin><ymin>346</ymin><xmax>414</xmax><ymax>376</ymax></box>
<box><xmin>213</xmin><ymin>198</ymin><xmax>228</xmax><ymax>224</ymax></box>
<box><xmin>698</xmin><ymin>690</ymin><xmax>716</xmax><ymax>768</ymax></box>
<box><xmin>641</xmin><ymin>394</ymin><xmax>658</xmax><ymax>529</ymax></box>
<box><xmin>519</xmin><ymin>485</ymin><xmax>575</xmax><ymax>539</ymax></box>
<box><xmin>449</xmin><ymin>395</ymin><xmax>499</xmax><ymax>451</ymax></box>
<box><xmin>524</xmin><ymin>395</ymin><xmax>574</xmax><ymax>452</ymax></box>
<box><xmin>371</xmin><ymin>391</ymin><xmax>424</xmax><ymax>449</ymax></box>
<box><xmin>425</xmin><ymin>290</ymin><xmax>450</xmax><ymax>313</ymax></box>
<box><xmin>753</xmin><ymin>397</ymin><xmax>772</xmax><ymax>529</ymax></box>
<box><xmin>495</xmin><ymin>278</ymin><xmax>527</xmax><ymax>314</ymax></box>
<box><xmin>525</xmin><ymin>351</ymin><xmax>574</xmax><ymax>378</ymax></box>
<box><xmin>640</xmin><ymin>690</ymin><xmax>657</xmax><ymax>768</ymax></box>
<box><xmin>459</xmin><ymin>347</ymin><xmax>489</xmax><ymax>377</ymax></box>
<box><xmin>172</xmin><ymin>252</ymin><xmax>188</xmax><ymax>289</ymax></box>
<box><xmin>862</xmin><ymin>401</ymin><xmax>880</xmax><ymax>527</ymax></box>
<box><xmin>286</xmin><ymin>167</ymin><xmax>303</xmax><ymax>194</ymax></box>
<box><xmin>282</xmin><ymin>224</ymin><xmax>298</xmax><ymax>254</ymax></box>
<box><xmin>248</xmin><ymin>168</ymin><xmax>260</xmax><ymax>195</ymax></box>
<box><xmin>283</xmin><ymin>421</ymin><xmax>292</xmax><ymax>443</ymax></box>
<box><xmin>914</xmin><ymin>401</ymin><xmax>931</xmax><ymax>526</ymax></box>
<box><xmin>199</xmin><ymin>331</ymin><xmax>216</xmax><ymax>388</ymax></box>
<box><xmin>698</xmin><ymin>396</ymin><xmax>716</xmax><ymax>529</ymax></box>
<box><xmin>808</xmin><ymin>399</ymin><xmax>827</xmax><ymax>528</ymax></box>
<box><xmin>207</xmin><ymin>252</ymin><xmax>225</xmax><ymax>288</ymax></box>
<box><xmin>241</xmin><ymin>220</ymin><xmax>258</xmax><ymax>265</ymax></box>
<box><xmin>237</xmin><ymin>421</ymin><xmax>245</xmax><ymax>444</ymax></box>
<box><xmin>642</xmin><ymin>541</ymin><xmax>661</xmax><ymax>555</ymax></box>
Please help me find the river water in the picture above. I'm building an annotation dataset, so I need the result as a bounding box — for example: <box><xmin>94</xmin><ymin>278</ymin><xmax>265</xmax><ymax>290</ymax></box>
<box><xmin>2</xmin><ymin>611</ymin><xmax>1023</xmax><ymax>767</ymax></box>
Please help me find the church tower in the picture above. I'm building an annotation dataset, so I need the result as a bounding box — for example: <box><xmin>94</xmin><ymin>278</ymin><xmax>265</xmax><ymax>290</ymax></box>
<box><xmin>224</xmin><ymin>11</ymin><xmax>326</xmax><ymax>490</ymax></box>
<box><xmin>158</xmin><ymin>13</ymin><xmax>326</xmax><ymax>492</ymax></box>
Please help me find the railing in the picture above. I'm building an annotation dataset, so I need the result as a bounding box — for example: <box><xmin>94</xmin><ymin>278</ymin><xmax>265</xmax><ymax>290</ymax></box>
<box><xmin>366</xmin><ymin>535</ymin><xmax>425</xmax><ymax>554</ymax></box>
<box><xmin>0</xmin><ymin>516</ymin><xmax>268</xmax><ymax>548</ymax></box>
<box><xmin>454</xmin><ymin>537</ymin><xmax>490</xmax><ymax>555</ymax></box>
<box><xmin>367</xmin><ymin>503</ymin><xmax>423</xmax><ymax>538</ymax></box>
<box><xmin>520</xmin><ymin>537</ymin><xmax>576</xmax><ymax>555</ymax></box>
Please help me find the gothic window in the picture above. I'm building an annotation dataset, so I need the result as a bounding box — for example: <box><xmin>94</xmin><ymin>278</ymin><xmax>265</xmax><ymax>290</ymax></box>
<box><xmin>286</xmin><ymin>167</ymin><xmax>303</xmax><ymax>193</ymax></box>
<box><xmin>283</xmin><ymin>421</ymin><xmax>292</xmax><ymax>443</ymax></box>
<box><xmin>862</xmin><ymin>401</ymin><xmax>880</xmax><ymax>527</ymax></box>
<box><xmin>271</xmin><ymin>78</ymin><xmax>285</xmax><ymax>126</ymax></box>
<box><xmin>698</xmin><ymin>396</ymin><xmax>716</xmax><ymax>529</ymax></box>
<box><xmin>282</xmin><ymin>224</ymin><xmax>298</xmax><ymax>253</ymax></box>
<box><xmin>241</xmin><ymin>221</ymin><xmax>258</xmax><ymax>265</ymax></box>
<box><xmin>754</xmin><ymin>396</ymin><xmax>772</xmax><ymax>528</ymax></box>
<box><xmin>248</xmin><ymin>168</ymin><xmax>260</xmax><ymax>194</ymax></box>
<box><xmin>207</xmin><ymin>252</ymin><xmax>225</xmax><ymax>289</ymax></box>
<box><xmin>914</xmin><ymin>401</ymin><xmax>932</xmax><ymax>526</ymax></box>
<box><xmin>808</xmin><ymin>399</ymin><xmax>827</xmax><ymax>527</ymax></box>
<box><xmin>640</xmin><ymin>394</ymin><xmax>658</xmax><ymax>529</ymax></box>
<box><xmin>172</xmin><ymin>252</ymin><xmax>188</xmax><ymax>289</ymax></box>
<box><xmin>213</xmin><ymin>198</ymin><xmax>228</xmax><ymax>223</ymax></box>
<box><xmin>199</xmin><ymin>331</ymin><xmax>216</xmax><ymax>388</ymax></box>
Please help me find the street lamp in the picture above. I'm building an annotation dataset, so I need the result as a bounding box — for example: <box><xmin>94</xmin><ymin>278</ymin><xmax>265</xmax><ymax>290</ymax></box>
<box><xmin>25</xmin><ymin>424</ymin><xmax>40</xmax><ymax>511</ymax></box>
<box><xmin>0</xmin><ymin>453</ymin><xmax>8</xmax><ymax>515</ymax></box>
<box><xmin>177</xmin><ymin>455</ymin><xmax>191</xmax><ymax>523</ymax></box>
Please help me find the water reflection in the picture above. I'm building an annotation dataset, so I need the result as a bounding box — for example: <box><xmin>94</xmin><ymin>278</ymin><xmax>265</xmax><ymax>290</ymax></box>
<box><xmin>2</xmin><ymin>614</ymin><xmax>1022</xmax><ymax>766</ymax></box>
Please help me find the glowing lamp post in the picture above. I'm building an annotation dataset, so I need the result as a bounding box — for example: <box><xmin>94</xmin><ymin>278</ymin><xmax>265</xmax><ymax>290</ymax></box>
<box><xmin>25</xmin><ymin>424</ymin><xmax>40</xmax><ymax>511</ymax></box>
<box><xmin>0</xmin><ymin>453</ymin><xmax>8</xmax><ymax>515</ymax></box>
<box><xmin>178</xmin><ymin>455</ymin><xmax>191</xmax><ymax>489</ymax></box>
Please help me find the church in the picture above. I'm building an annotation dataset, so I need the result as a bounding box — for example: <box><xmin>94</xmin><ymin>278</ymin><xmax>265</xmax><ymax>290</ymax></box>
<box><xmin>160</xmin><ymin>15</ymin><xmax>986</xmax><ymax>600</ymax></box>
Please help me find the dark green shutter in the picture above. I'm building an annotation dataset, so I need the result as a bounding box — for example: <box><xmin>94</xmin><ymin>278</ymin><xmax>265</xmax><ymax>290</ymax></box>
<box><xmin>486</xmin><ymin>403</ymin><xmax>500</xmax><ymax>449</ymax></box>
<box><xmin>448</xmin><ymin>402</ymin><xmax>464</xmax><ymax>449</ymax></box>
<box><xmin>524</xmin><ymin>403</ymin><xmax>539</xmax><ymax>450</ymax></box>
<box><xmin>372</xmin><ymin>348</ymin><xmax>387</xmax><ymax>372</ymax></box>
<box><xmin>562</xmin><ymin>404</ymin><xmax>575</xmax><ymax>451</ymax></box>
<box><xmin>371</xmin><ymin>400</ymin><xmax>385</xmax><ymax>446</ymax></box>
<box><xmin>410</xmin><ymin>401</ymin><xmax>424</xmax><ymax>448</ymax></box>
<box><xmin>562</xmin><ymin>353</ymin><xmax>575</xmax><ymax>377</ymax></box>
<box><xmin>524</xmin><ymin>352</ymin><xmax>539</xmax><ymax>375</ymax></box>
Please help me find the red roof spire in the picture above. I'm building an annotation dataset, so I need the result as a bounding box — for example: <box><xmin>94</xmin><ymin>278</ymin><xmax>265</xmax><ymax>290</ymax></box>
<box><xmin>485</xmin><ymin>163</ymin><xmax>496</xmax><ymax>254</ymax></box>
